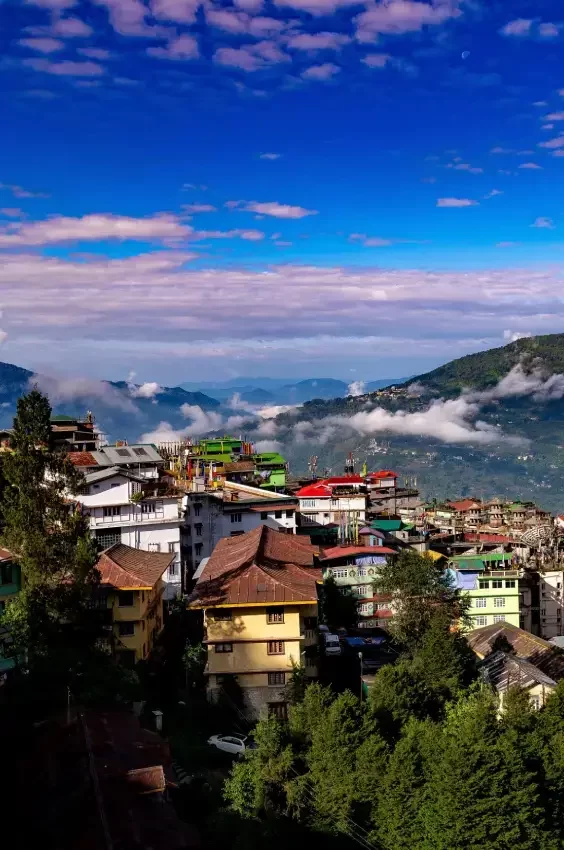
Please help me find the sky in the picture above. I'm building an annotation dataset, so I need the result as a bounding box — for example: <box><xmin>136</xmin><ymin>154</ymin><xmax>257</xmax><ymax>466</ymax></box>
<box><xmin>1</xmin><ymin>0</ymin><xmax>564</xmax><ymax>386</ymax></box>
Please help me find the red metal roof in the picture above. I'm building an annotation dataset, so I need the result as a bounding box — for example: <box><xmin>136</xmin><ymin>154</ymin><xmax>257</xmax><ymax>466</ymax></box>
<box><xmin>68</xmin><ymin>451</ymin><xmax>98</xmax><ymax>467</ymax></box>
<box><xmin>367</xmin><ymin>470</ymin><xmax>398</xmax><ymax>479</ymax></box>
<box><xmin>325</xmin><ymin>475</ymin><xmax>364</xmax><ymax>484</ymax></box>
<box><xmin>464</xmin><ymin>532</ymin><xmax>519</xmax><ymax>544</ymax></box>
<box><xmin>189</xmin><ymin>525</ymin><xmax>320</xmax><ymax>608</ymax></box>
<box><xmin>320</xmin><ymin>545</ymin><xmax>395</xmax><ymax>560</ymax></box>
<box><xmin>296</xmin><ymin>482</ymin><xmax>332</xmax><ymax>497</ymax></box>
<box><xmin>97</xmin><ymin>544</ymin><xmax>173</xmax><ymax>589</ymax></box>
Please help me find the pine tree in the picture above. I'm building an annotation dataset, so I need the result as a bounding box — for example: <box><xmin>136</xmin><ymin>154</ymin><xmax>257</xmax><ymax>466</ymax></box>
<box><xmin>1</xmin><ymin>389</ymin><xmax>101</xmax><ymax>690</ymax></box>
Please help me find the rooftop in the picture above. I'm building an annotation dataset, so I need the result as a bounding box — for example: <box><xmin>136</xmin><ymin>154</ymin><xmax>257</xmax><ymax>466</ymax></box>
<box><xmin>367</xmin><ymin>470</ymin><xmax>398</xmax><ymax>479</ymax></box>
<box><xmin>68</xmin><ymin>451</ymin><xmax>98</xmax><ymax>467</ymax></box>
<box><xmin>449</xmin><ymin>499</ymin><xmax>481</xmax><ymax>512</ymax></box>
<box><xmin>319</xmin><ymin>545</ymin><xmax>396</xmax><ymax>560</ymax></box>
<box><xmin>189</xmin><ymin>525</ymin><xmax>320</xmax><ymax>608</ymax></box>
<box><xmin>467</xmin><ymin>622</ymin><xmax>564</xmax><ymax>681</ymax></box>
<box><xmin>480</xmin><ymin>650</ymin><xmax>557</xmax><ymax>692</ymax></box>
<box><xmin>97</xmin><ymin>544</ymin><xmax>173</xmax><ymax>589</ymax></box>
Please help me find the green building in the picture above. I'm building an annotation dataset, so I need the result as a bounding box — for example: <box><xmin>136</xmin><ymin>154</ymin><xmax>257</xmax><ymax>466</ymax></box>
<box><xmin>447</xmin><ymin>553</ymin><xmax>521</xmax><ymax>630</ymax></box>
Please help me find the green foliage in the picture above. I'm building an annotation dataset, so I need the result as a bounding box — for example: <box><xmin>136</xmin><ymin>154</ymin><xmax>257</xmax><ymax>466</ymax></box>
<box><xmin>285</xmin><ymin>661</ymin><xmax>307</xmax><ymax>705</ymax></box>
<box><xmin>375</xmin><ymin>549</ymin><xmax>468</xmax><ymax>650</ymax></box>
<box><xmin>319</xmin><ymin>574</ymin><xmax>358</xmax><ymax>632</ymax></box>
<box><xmin>0</xmin><ymin>389</ymin><xmax>102</xmax><ymax>700</ymax></box>
<box><xmin>183</xmin><ymin>641</ymin><xmax>207</xmax><ymax>689</ymax></box>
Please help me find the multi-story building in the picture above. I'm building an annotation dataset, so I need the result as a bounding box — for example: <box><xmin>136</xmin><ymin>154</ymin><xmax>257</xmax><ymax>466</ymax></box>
<box><xmin>182</xmin><ymin>481</ymin><xmax>298</xmax><ymax>579</ymax></box>
<box><xmin>189</xmin><ymin>525</ymin><xmax>320</xmax><ymax>719</ymax></box>
<box><xmin>539</xmin><ymin>570</ymin><xmax>564</xmax><ymax>639</ymax></box>
<box><xmin>96</xmin><ymin>543</ymin><xmax>172</xmax><ymax>666</ymax></box>
<box><xmin>448</xmin><ymin>499</ymin><xmax>483</xmax><ymax>530</ymax></box>
<box><xmin>69</xmin><ymin>442</ymin><xmax>165</xmax><ymax>479</ymax></box>
<box><xmin>296</xmin><ymin>476</ymin><xmax>367</xmax><ymax>535</ymax></box>
<box><xmin>74</xmin><ymin>466</ymin><xmax>182</xmax><ymax>600</ymax></box>
<box><xmin>50</xmin><ymin>412</ymin><xmax>102</xmax><ymax>452</ymax></box>
<box><xmin>318</xmin><ymin>545</ymin><xmax>396</xmax><ymax>629</ymax></box>
<box><xmin>447</xmin><ymin>553</ymin><xmax>521</xmax><ymax>629</ymax></box>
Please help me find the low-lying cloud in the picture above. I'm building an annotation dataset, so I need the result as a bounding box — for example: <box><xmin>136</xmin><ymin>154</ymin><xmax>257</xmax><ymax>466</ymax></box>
<box><xmin>31</xmin><ymin>374</ymin><xmax>139</xmax><ymax>412</ymax></box>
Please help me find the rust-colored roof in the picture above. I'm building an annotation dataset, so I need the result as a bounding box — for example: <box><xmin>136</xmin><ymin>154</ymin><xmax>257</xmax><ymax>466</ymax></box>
<box><xmin>68</xmin><ymin>451</ymin><xmax>98</xmax><ymax>467</ymax></box>
<box><xmin>320</xmin><ymin>545</ymin><xmax>396</xmax><ymax>560</ymax></box>
<box><xmin>449</xmin><ymin>499</ymin><xmax>481</xmax><ymax>512</ymax></box>
<box><xmin>189</xmin><ymin>525</ymin><xmax>320</xmax><ymax>608</ymax></box>
<box><xmin>467</xmin><ymin>622</ymin><xmax>564</xmax><ymax>681</ymax></box>
<box><xmin>0</xmin><ymin>547</ymin><xmax>12</xmax><ymax>561</ymax></box>
<box><xmin>97</xmin><ymin>544</ymin><xmax>173</xmax><ymax>589</ymax></box>
<box><xmin>248</xmin><ymin>503</ymin><xmax>296</xmax><ymax>512</ymax></box>
<box><xmin>224</xmin><ymin>461</ymin><xmax>256</xmax><ymax>473</ymax></box>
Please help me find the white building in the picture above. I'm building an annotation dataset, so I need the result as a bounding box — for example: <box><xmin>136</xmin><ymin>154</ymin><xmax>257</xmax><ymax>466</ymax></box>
<box><xmin>540</xmin><ymin>570</ymin><xmax>564</xmax><ymax>639</ymax></box>
<box><xmin>295</xmin><ymin>477</ymin><xmax>367</xmax><ymax>530</ymax></box>
<box><xmin>74</xmin><ymin>466</ymin><xmax>182</xmax><ymax>600</ymax></box>
<box><xmin>182</xmin><ymin>481</ymin><xmax>298</xmax><ymax>577</ymax></box>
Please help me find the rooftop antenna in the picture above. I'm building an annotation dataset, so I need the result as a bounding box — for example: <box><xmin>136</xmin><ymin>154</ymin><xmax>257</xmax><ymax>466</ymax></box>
<box><xmin>344</xmin><ymin>451</ymin><xmax>355</xmax><ymax>475</ymax></box>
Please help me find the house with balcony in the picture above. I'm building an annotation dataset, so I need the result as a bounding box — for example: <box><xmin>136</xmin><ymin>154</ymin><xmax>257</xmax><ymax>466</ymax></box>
<box><xmin>182</xmin><ymin>481</ymin><xmax>297</xmax><ymax>580</ymax></box>
<box><xmin>188</xmin><ymin>525</ymin><xmax>320</xmax><ymax>719</ymax></box>
<box><xmin>317</xmin><ymin>545</ymin><xmax>396</xmax><ymax>629</ymax></box>
<box><xmin>73</xmin><ymin>466</ymin><xmax>182</xmax><ymax>600</ymax></box>
<box><xmin>448</xmin><ymin>499</ymin><xmax>483</xmax><ymax>530</ymax></box>
<box><xmin>96</xmin><ymin>544</ymin><xmax>173</xmax><ymax>666</ymax></box>
<box><xmin>447</xmin><ymin>552</ymin><xmax>521</xmax><ymax>629</ymax></box>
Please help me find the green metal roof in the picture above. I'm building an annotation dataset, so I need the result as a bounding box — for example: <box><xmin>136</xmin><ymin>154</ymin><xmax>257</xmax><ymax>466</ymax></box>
<box><xmin>371</xmin><ymin>519</ymin><xmax>403</xmax><ymax>531</ymax></box>
<box><xmin>50</xmin><ymin>414</ymin><xmax>76</xmax><ymax>422</ymax></box>
<box><xmin>449</xmin><ymin>557</ymin><xmax>486</xmax><ymax>571</ymax></box>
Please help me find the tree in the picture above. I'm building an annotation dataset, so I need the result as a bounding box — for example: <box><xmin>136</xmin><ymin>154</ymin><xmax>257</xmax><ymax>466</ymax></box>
<box><xmin>1</xmin><ymin>390</ymin><xmax>101</xmax><ymax>695</ymax></box>
<box><xmin>374</xmin><ymin>549</ymin><xmax>468</xmax><ymax>651</ymax></box>
<box><xmin>319</xmin><ymin>574</ymin><xmax>358</xmax><ymax>632</ymax></box>
<box><xmin>411</xmin><ymin>609</ymin><xmax>477</xmax><ymax>697</ymax></box>
<box><xmin>183</xmin><ymin>641</ymin><xmax>207</xmax><ymax>690</ymax></box>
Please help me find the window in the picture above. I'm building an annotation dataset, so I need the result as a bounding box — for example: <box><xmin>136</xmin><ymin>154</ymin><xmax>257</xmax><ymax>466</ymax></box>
<box><xmin>168</xmin><ymin>542</ymin><xmax>177</xmax><ymax>553</ymax></box>
<box><xmin>268</xmin><ymin>702</ymin><xmax>288</xmax><ymax>720</ymax></box>
<box><xmin>195</xmin><ymin>543</ymin><xmax>203</xmax><ymax>556</ymax></box>
<box><xmin>118</xmin><ymin>591</ymin><xmax>134</xmax><ymax>607</ymax></box>
<box><xmin>493</xmin><ymin>615</ymin><xmax>506</xmax><ymax>623</ymax></box>
<box><xmin>330</xmin><ymin>569</ymin><xmax>348</xmax><ymax>579</ymax></box>
<box><xmin>478</xmin><ymin>581</ymin><xmax>489</xmax><ymax>590</ymax></box>
<box><xmin>274</xmin><ymin>510</ymin><xmax>282</xmax><ymax>519</ymax></box>
<box><xmin>301</xmin><ymin>499</ymin><xmax>316</xmax><ymax>508</ymax></box>
<box><xmin>286</xmin><ymin>510</ymin><xmax>293</xmax><ymax>518</ymax></box>
<box><xmin>492</xmin><ymin>580</ymin><xmax>503</xmax><ymax>589</ymax></box>
<box><xmin>301</xmin><ymin>514</ymin><xmax>316</xmax><ymax>525</ymax></box>
<box><xmin>0</xmin><ymin>563</ymin><xmax>13</xmax><ymax>585</ymax></box>
<box><xmin>358</xmin><ymin>602</ymin><xmax>373</xmax><ymax>615</ymax></box>
<box><xmin>268</xmin><ymin>672</ymin><xmax>286</xmax><ymax>686</ymax></box>
<box><xmin>530</xmin><ymin>695</ymin><xmax>541</xmax><ymax>710</ymax></box>
<box><xmin>267</xmin><ymin>608</ymin><xmax>284</xmax><ymax>624</ymax></box>
<box><xmin>354</xmin><ymin>585</ymin><xmax>371</xmax><ymax>597</ymax></box>
<box><xmin>110</xmin><ymin>482</ymin><xmax>120</xmax><ymax>489</ymax></box>
<box><xmin>118</xmin><ymin>621</ymin><xmax>135</xmax><ymax>636</ymax></box>
<box><xmin>494</xmin><ymin>597</ymin><xmax>505</xmax><ymax>608</ymax></box>
<box><xmin>215</xmin><ymin>643</ymin><xmax>233</xmax><ymax>653</ymax></box>
<box><xmin>148</xmin><ymin>543</ymin><xmax>161</xmax><ymax>552</ymax></box>
<box><xmin>133</xmin><ymin>447</ymin><xmax>148</xmax><ymax>456</ymax></box>
<box><xmin>261</xmin><ymin>512</ymin><xmax>268</xmax><ymax>520</ymax></box>
<box><xmin>103</xmin><ymin>506</ymin><xmax>121</xmax><ymax>517</ymax></box>
<box><xmin>541</xmin><ymin>608</ymin><xmax>546</xmax><ymax>616</ymax></box>
<box><xmin>474</xmin><ymin>615</ymin><xmax>488</xmax><ymax>627</ymax></box>
<box><xmin>267</xmin><ymin>640</ymin><xmax>285</xmax><ymax>655</ymax></box>
<box><xmin>195</xmin><ymin>523</ymin><xmax>203</xmax><ymax>536</ymax></box>
<box><xmin>212</xmin><ymin>609</ymin><xmax>233</xmax><ymax>621</ymax></box>
<box><xmin>141</xmin><ymin>502</ymin><xmax>155</xmax><ymax>514</ymax></box>
<box><xmin>194</xmin><ymin>503</ymin><xmax>202</xmax><ymax>517</ymax></box>
<box><xmin>505</xmin><ymin>580</ymin><xmax>516</xmax><ymax>588</ymax></box>
<box><xmin>168</xmin><ymin>562</ymin><xmax>177</xmax><ymax>576</ymax></box>
<box><xmin>116</xmin><ymin>448</ymin><xmax>131</xmax><ymax>457</ymax></box>
<box><xmin>230</xmin><ymin>513</ymin><xmax>242</xmax><ymax>523</ymax></box>
<box><xmin>475</xmin><ymin>598</ymin><xmax>487</xmax><ymax>608</ymax></box>
<box><xmin>185</xmin><ymin>526</ymin><xmax>191</xmax><ymax>537</ymax></box>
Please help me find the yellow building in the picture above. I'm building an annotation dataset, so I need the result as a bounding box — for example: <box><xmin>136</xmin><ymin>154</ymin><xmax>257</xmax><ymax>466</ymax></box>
<box><xmin>189</xmin><ymin>525</ymin><xmax>321</xmax><ymax>719</ymax></box>
<box><xmin>96</xmin><ymin>543</ymin><xmax>173</xmax><ymax>666</ymax></box>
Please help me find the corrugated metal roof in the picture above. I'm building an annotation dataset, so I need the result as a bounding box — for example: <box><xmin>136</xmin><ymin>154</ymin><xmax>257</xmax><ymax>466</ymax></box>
<box><xmin>467</xmin><ymin>622</ymin><xmax>564</xmax><ymax>682</ymax></box>
<box><xmin>97</xmin><ymin>544</ymin><xmax>173</xmax><ymax>589</ymax></box>
<box><xmin>319</xmin><ymin>545</ymin><xmax>395</xmax><ymax>560</ymax></box>
<box><xmin>189</xmin><ymin>525</ymin><xmax>320</xmax><ymax>608</ymax></box>
<box><xmin>371</xmin><ymin>519</ymin><xmax>402</xmax><ymax>531</ymax></box>
<box><xmin>480</xmin><ymin>650</ymin><xmax>557</xmax><ymax>691</ymax></box>
<box><xmin>85</xmin><ymin>466</ymin><xmax>145</xmax><ymax>484</ymax></box>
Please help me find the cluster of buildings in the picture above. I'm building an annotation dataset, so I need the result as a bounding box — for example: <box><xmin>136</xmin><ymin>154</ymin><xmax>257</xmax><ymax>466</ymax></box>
<box><xmin>3</xmin><ymin>414</ymin><xmax>564</xmax><ymax>719</ymax></box>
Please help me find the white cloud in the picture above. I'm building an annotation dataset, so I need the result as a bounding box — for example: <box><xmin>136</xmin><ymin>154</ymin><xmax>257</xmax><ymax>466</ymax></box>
<box><xmin>182</xmin><ymin>204</ymin><xmax>217</xmax><ymax>213</ymax></box>
<box><xmin>287</xmin><ymin>31</ymin><xmax>350</xmax><ymax>50</ymax></box>
<box><xmin>531</xmin><ymin>217</ymin><xmax>555</xmax><ymax>229</ymax></box>
<box><xmin>361</xmin><ymin>53</ymin><xmax>392</xmax><ymax>68</ymax></box>
<box><xmin>347</xmin><ymin>379</ymin><xmax>366</xmax><ymax>397</ymax></box>
<box><xmin>23</xmin><ymin>57</ymin><xmax>104</xmax><ymax>76</ymax></box>
<box><xmin>503</xmin><ymin>330</ymin><xmax>532</xmax><ymax>342</ymax></box>
<box><xmin>484</xmin><ymin>189</ymin><xmax>503</xmax><ymax>199</ymax></box>
<box><xmin>499</xmin><ymin>19</ymin><xmax>533</xmax><ymax>37</ymax></box>
<box><xmin>147</xmin><ymin>34</ymin><xmax>199</xmax><ymax>60</ymax></box>
<box><xmin>31</xmin><ymin>374</ymin><xmax>138</xmax><ymax>412</ymax></box>
<box><xmin>355</xmin><ymin>0</ymin><xmax>461</xmax><ymax>42</ymax></box>
<box><xmin>301</xmin><ymin>63</ymin><xmax>341</xmax><ymax>81</ymax></box>
<box><xmin>229</xmin><ymin>200</ymin><xmax>318</xmax><ymax>218</ymax></box>
<box><xmin>180</xmin><ymin>403</ymin><xmax>225</xmax><ymax>434</ymax></box>
<box><xmin>18</xmin><ymin>37</ymin><xmax>65</xmax><ymax>54</ymax></box>
<box><xmin>436</xmin><ymin>198</ymin><xmax>478</xmax><ymax>207</ymax></box>
<box><xmin>254</xmin><ymin>439</ymin><xmax>282</xmax><ymax>452</ymax></box>
<box><xmin>130</xmin><ymin>380</ymin><xmax>163</xmax><ymax>398</ymax></box>
<box><xmin>0</xmin><ymin>182</ymin><xmax>49</xmax><ymax>199</ymax></box>
<box><xmin>0</xmin><ymin>330</ymin><xmax>7</xmax><ymax>346</ymax></box>
<box><xmin>539</xmin><ymin>136</ymin><xmax>564</xmax><ymax>149</ymax></box>
<box><xmin>259</xmin><ymin>152</ymin><xmax>281</xmax><ymax>160</ymax></box>
<box><xmin>539</xmin><ymin>22</ymin><xmax>560</xmax><ymax>38</ymax></box>
<box><xmin>518</xmin><ymin>162</ymin><xmax>543</xmax><ymax>170</ymax></box>
<box><xmin>0</xmin><ymin>213</ymin><xmax>191</xmax><ymax>245</ymax></box>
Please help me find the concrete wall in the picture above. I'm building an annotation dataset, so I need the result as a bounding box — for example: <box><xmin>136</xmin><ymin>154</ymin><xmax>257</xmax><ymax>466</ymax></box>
<box><xmin>540</xmin><ymin>570</ymin><xmax>564</xmax><ymax>639</ymax></box>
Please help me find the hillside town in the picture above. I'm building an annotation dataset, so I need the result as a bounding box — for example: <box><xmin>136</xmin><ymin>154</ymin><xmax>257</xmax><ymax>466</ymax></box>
<box><xmin>4</xmin><ymin>406</ymin><xmax>564</xmax><ymax>848</ymax></box>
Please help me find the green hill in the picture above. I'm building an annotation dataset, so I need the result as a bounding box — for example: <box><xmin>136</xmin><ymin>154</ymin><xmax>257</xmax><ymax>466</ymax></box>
<box><xmin>408</xmin><ymin>333</ymin><xmax>564</xmax><ymax>395</ymax></box>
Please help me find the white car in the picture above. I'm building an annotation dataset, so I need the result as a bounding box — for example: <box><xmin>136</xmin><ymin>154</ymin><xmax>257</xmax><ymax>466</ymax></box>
<box><xmin>207</xmin><ymin>734</ymin><xmax>253</xmax><ymax>755</ymax></box>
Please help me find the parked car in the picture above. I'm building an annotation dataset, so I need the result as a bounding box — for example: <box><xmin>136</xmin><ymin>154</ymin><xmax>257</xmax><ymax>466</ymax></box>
<box><xmin>207</xmin><ymin>734</ymin><xmax>255</xmax><ymax>755</ymax></box>
<box><xmin>323</xmin><ymin>632</ymin><xmax>342</xmax><ymax>655</ymax></box>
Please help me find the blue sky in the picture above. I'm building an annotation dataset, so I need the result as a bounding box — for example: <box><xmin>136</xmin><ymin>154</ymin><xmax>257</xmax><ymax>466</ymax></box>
<box><xmin>1</xmin><ymin>0</ymin><xmax>564</xmax><ymax>385</ymax></box>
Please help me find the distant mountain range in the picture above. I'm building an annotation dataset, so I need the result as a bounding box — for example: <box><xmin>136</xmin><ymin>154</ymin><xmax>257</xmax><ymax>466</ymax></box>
<box><xmin>180</xmin><ymin>376</ymin><xmax>406</xmax><ymax>404</ymax></box>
